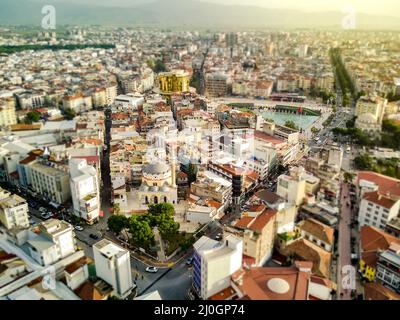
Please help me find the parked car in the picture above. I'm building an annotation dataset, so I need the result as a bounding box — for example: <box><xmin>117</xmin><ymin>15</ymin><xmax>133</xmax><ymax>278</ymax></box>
<box><xmin>41</xmin><ymin>212</ymin><xmax>52</xmax><ymax>220</ymax></box>
<box><xmin>39</xmin><ymin>207</ymin><xmax>47</xmax><ymax>213</ymax></box>
<box><xmin>214</xmin><ymin>233</ymin><xmax>222</xmax><ymax>241</ymax></box>
<box><xmin>186</xmin><ymin>257</ymin><xmax>193</xmax><ymax>265</ymax></box>
<box><xmin>145</xmin><ymin>266</ymin><xmax>158</xmax><ymax>273</ymax></box>
<box><xmin>74</xmin><ymin>225</ymin><xmax>84</xmax><ymax>231</ymax></box>
<box><xmin>89</xmin><ymin>233</ymin><xmax>99</xmax><ymax>240</ymax></box>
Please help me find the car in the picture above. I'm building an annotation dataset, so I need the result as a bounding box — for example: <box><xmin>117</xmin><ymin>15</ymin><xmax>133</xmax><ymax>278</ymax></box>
<box><xmin>89</xmin><ymin>233</ymin><xmax>99</xmax><ymax>240</ymax></box>
<box><xmin>39</xmin><ymin>207</ymin><xmax>47</xmax><ymax>213</ymax></box>
<box><xmin>41</xmin><ymin>212</ymin><xmax>52</xmax><ymax>220</ymax></box>
<box><xmin>145</xmin><ymin>266</ymin><xmax>158</xmax><ymax>273</ymax></box>
<box><xmin>214</xmin><ymin>233</ymin><xmax>222</xmax><ymax>241</ymax></box>
<box><xmin>186</xmin><ymin>257</ymin><xmax>193</xmax><ymax>265</ymax></box>
<box><xmin>74</xmin><ymin>225</ymin><xmax>84</xmax><ymax>231</ymax></box>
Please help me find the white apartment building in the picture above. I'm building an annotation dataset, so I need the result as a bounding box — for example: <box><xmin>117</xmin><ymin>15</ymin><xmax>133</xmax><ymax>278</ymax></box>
<box><xmin>113</xmin><ymin>94</ymin><xmax>144</xmax><ymax>112</ymax></box>
<box><xmin>93</xmin><ymin>239</ymin><xmax>134</xmax><ymax>299</ymax></box>
<box><xmin>27</xmin><ymin>219</ymin><xmax>76</xmax><ymax>266</ymax></box>
<box><xmin>29</xmin><ymin>161</ymin><xmax>71</xmax><ymax>204</ymax></box>
<box><xmin>192</xmin><ymin>235</ymin><xmax>242</xmax><ymax>300</ymax></box>
<box><xmin>277</xmin><ymin>166</ymin><xmax>320</xmax><ymax>206</ymax></box>
<box><xmin>358</xmin><ymin>191</ymin><xmax>400</xmax><ymax>231</ymax></box>
<box><xmin>69</xmin><ymin>158</ymin><xmax>100</xmax><ymax>225</ymax></box>
<box><xmin>0</xmin><ymin>193</ymin><xmax>29</xmax><ymax>230</ymax></box>
<box><xmin>0</xmin><ymin>99</ymin><xmax>17</xmax><ymax>127</ymax></box>
<box><xmin>62</xmin><ymin>94</ymin><xmax>93</xmax><ymax>113</ymax></box>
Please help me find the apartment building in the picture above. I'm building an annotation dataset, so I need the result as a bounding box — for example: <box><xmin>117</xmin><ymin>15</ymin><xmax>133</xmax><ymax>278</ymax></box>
<box><xmin>69</xmin><ymin>158</ymin><xmax>100</xmax><ymax>225</ymax></box>
<box><xmin>225</xmin><ymin>207</ymin><xmax>277</xmax><ymax>267</ymax></box>
<box><xmin>192</xmin><ymin>235</ymin><xmax>242</xmax><ymax>300</ymax></box>
<box><xmin>277</xmin><ymin>166</ymin><xmax>320</xmax><ymax>206</ymax></box>
<box><xmin>93</xmin><ymin>239</ymin><xmax>134</xmax><ymax>299</ymax></box>
<box><xmin>27</xmin><ymin>219</ymin><xmax>76</xmax><ymax>266</ymax></box>
<box><xmin>375</xmin><ymin>244</ymin><xmax>400</xmax><ymax>294</ymax></box>
<box><xmin>0</xmin><ymin>98</ymin><xmax>17</xmax><ymax>127</ymax></box>
<box><xmin>205</xmin><ymin>73</ymin><xmax>228</xmax><ymax>98</ymax></box>
<box><xmin>29</xmin><ymin>161</ymin><xmax>71</xmax><ymax>204</ymax></box>
<box><xmin>0</xmin><ymin>193</ymin><xmax>29</xmax><ymax>230</ymax></box>
<box><xmin>358</xmin><ymin>191</ymin><xmax>400</xmax><ymax>231</ymax></box>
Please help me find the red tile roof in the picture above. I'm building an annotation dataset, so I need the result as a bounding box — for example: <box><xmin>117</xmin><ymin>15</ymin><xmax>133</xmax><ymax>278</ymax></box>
<box><xmin>360</xmin><ymin>226</ymin><xmax>400</xmax><ymax>267</ymax></box>
<box><xmin>363</xmin><ymin>191</ymin><xmax>397</xmax><ymax>209</ymax></box>
<box><xmin>254</xmin><ymin>130</ymin><xmax>285</xmax><ymax>146</ymax></box>
<box><xmin>358</xmin><ymin>171</ymin><xmax>400</xmax><ymax>199</ymax></box>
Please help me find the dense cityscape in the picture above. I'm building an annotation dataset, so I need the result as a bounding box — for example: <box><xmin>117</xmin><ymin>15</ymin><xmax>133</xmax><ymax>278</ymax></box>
<box><xmin>1</xmin><ymin>4</ymin><xmax>400</xmax><ymax>303</ymax></box>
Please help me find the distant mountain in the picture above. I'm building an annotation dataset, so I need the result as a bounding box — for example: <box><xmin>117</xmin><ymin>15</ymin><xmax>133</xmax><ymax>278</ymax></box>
<box><xmin>1</xmin><ymin>0</ymin><xmax>399</xmax><ymax>30</ymax></box>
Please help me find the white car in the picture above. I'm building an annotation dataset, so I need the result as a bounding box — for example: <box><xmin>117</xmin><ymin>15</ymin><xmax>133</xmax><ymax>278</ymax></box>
<box><xmin>74</xmin><ymin>225</ymin><xmax>84</xmax><ymax>231</ymax></box>
<box><xmin>145</xmin><ymin>266</ymin><xmax>158</xmax><ymax>273</ymax></box>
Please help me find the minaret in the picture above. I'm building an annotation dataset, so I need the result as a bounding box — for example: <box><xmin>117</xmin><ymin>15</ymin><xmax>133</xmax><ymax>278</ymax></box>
<box><xmin>171</xmin><ymin>147</ymin><xmax>177</xmax><ymax>187</ymax></box>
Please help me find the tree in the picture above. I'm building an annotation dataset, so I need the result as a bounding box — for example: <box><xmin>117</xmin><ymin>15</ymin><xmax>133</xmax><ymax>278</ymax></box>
<box><xmin>107</xmin><ymin>215</ymin><xmax>129</xmax><ymax>235</ymax></box>
<box><xmin>284</xmin><ymin>120</ymin><xmax>299</xmax><ymax>131</ymax></box>
<box><xmin>354</xmin><ymin>154</ymin><xmax>374</xmax><ymax>170</ymax></box>
<box><xmin>148</xmin><ymin>203</ymin><xmax>175</xmax><ymax>217</ymax></box>
<box><xmin>128</xmin><ymin>216</ymin><xmax>154</xmax><ymax>248</ymax></box>
<box><xmin>25</xmin><ymin>111</ymin><xmax>41</xmax><ymax>124</ymax></box>
<box><xmin>63</xmin><ymin>108</ymin><xmax>76</xmax><ymax>120</ymax></box>
<box><xmin>188</xmin><ymin>163</ymin><xmax>198</xmax><ymax>185</ymax></box>
<box><xmin>311</xmin><ymin>127</ymin><xmax>320</xmax><ymax>135</ymax></box>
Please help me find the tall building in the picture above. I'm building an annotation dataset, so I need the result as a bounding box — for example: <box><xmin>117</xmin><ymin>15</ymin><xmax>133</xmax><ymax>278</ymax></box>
<box><xmin>205</xmin><ymin>73</ymin><xmax>228</xmax><ymax>98</ymax></box>
<box><xmin>375</xmin><ymin>243</ymin><xmax>400</xmax><ymax>294</ymax></box>
<box><xmin>225</xmin><ymin>207</ymin><xmax>277</xmax><ymax>267</ymax></box>
<box><xmin>277</xmin><ymin>167</ymin><xmax>320</xmax><ymax>206</ymax></box>
<box><xmin>0</xmin><ymin>191</ymin><xmax>29</xmax><ymax>230</ymax></box>
<box><xmin>0</xmin><ymin>98</ymin><xmax>17</xmax><ymax>127</ymax></box>
<box><xmin>69</xmin><ymin>158</ymin><xmax>100</xmax><ymax>225</ymax></box>
<box><xmin>29</xmin><ymin>160</ymin><xmax>71</xmax><ymax>204</ymax></box>
<box><xmin>358</xmin><ymin>191</ymin><xmax>400</xmax><ymax>231</ymax></box>
<box><xmin>192</xmin><ymin>235</ymin><xmax>242</xmax><ymax>300</ymax></box>
<box><xmin>158</xmin><ymin>70</ymin><xmax>190</xmax><ymax>95</ymax></box>
<box><xmin>93</xmin><ymin>239</ymin><xmax>134</xmax><ymax>299</ymax></box>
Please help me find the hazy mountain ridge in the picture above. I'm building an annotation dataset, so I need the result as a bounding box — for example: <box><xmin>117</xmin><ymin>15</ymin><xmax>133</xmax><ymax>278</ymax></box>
<box><xmin>0</xmin><ymin>0</ymin><xmax>399</xmax><ymax>29</ymax></box>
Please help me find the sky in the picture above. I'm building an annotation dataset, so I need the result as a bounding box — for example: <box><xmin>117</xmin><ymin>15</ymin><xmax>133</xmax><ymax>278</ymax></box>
<box><xmin>41</xmin><ymin>0</ymin><xmax>400</xmax><ymax>17</ymax></box>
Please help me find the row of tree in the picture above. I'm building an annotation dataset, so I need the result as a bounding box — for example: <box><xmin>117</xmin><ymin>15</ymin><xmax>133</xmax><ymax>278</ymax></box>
<box><xmin>333</xmin><ymin>119</ymin><xmax>400</xmax><ymax>150</ymax></box>
<box><xmin>354</xmin><ymin>154</ymin><xmax>400</xmax><ymax>179</ymax></box>
<box><xmin>330</xmin><ymin>48</ymin><xmax>357</xmax><ymax>107</ymax></box>
<box><xmin>0</xmin><ymin>44</ymin><xmax>115</xmax><ymax>54</ymax></box>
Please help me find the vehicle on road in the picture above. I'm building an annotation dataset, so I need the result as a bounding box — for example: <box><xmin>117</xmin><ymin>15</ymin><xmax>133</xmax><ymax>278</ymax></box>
<box><xmin>74</xmin><ymin>225</ymin><xmax>84</xmax><ymax>231</ymax></box>
<box><xmin>40</xmin><ymin>212</ymin><xmax>52</xmax><ymax>220</ymax></box>
<box><xmin>89</xmin><ymin>233</ymin><xmax>99</xmax><ymax>240</ymax></box>
<box><xmin>39</xmin><ymin>207</ymin><xmax>47</xmax><ymax>213</ymax></box>
<box><xmin>145</xmin><ymin>266</ymin><xmax>158</xmax><ymax>273</ymax></box>
<box><xmin>214</xmin><ymin>233</ymin><xmax>222</xmax><ymax>241</ymax></box>
<box><xmin>186</xmin><ymin>257</ymin><xmax>193</xmax><ymax>265</ymax></box>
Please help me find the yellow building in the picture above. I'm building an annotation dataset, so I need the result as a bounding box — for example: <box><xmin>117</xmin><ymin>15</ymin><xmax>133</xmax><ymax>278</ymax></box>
<box><xmin>0</xmin><ymin>98</ymin><xmax>17</xmax><ymax>127</ymax></box>
<box><xmin>359</xmin><ymin>259</ymin><xmax>376</xmax><ymax>282</ymax></box>
<box><xmin>355</xmin><ymin>95</ymin><xmax>387</xmax><ymax>125</ymax></box>
<box><xmin>158</xmin><ymin>70</ymin><xmax>190</xmax><ymax>95</ymax></box>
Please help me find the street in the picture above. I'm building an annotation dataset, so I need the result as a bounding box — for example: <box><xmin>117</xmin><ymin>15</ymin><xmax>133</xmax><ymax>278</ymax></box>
<box><xmin>337</xmin><ymin>182</ymin><xmax>352</xmax><ymax>300</ymax></box>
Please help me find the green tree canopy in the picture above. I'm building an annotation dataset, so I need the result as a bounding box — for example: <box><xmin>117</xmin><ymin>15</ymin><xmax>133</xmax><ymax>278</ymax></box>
<box><xmin>63</xmin><ymin>108</ymin><xmax>76</xmax><ymax>120</ymax></box>
<box><xmin>25</xmin><ymin>111</ymin><xmax>41</xmax><ymax>124</ymax></box>
<box><xmin>128</xmin><ymin>215</ymin><xmax>154</xmax><ymax>248</ymax></box>
<box><xmin>107</xmin><ymin>215</ymin><xmax>129</xmax><ymax>235</ymax></box>
<box><xmin>284</xmin><ymin>120</ymin><xmax>299</xmax><ymax>130</ymax></box>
